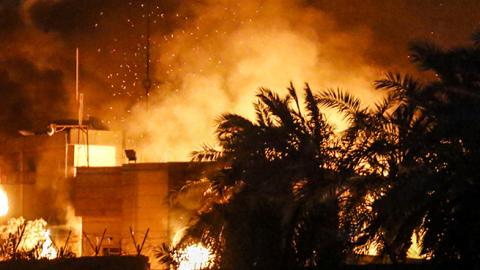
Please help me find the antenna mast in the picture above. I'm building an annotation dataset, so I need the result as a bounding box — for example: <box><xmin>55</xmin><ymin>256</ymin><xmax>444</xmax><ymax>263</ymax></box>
<box><xmin>75</xmin><ymin>48</ymin><xmax>89</xmax><ymax>167</ymax></box>
<box><xmin>142</xmin><ymin>0</ymin><xmax>152</xmax><ymax>111</ymax></box>
<box><xmin>76</xmin><ymin>48</ymin><xmax>79</xmax><ymax>102</ymax></box>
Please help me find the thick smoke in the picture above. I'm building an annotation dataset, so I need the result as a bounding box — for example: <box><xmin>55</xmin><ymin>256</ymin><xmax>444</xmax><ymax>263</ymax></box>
<box><xmin>0</xmin><ymin>0</ymin><xmax>142</xmax><ymax>135</ymax></box>
<box><xmin>0</xmin><ymin>0</ymin><xmax>477</xmax><ymax>254</ymax></box>
<box><xmin>0</xmin><ymin>2</ymin><xmax>71</xmax><ymax>135</ymax></box>
<box><xmin>124</xmin><ymin>0</ymin><xmax>480</xmax><ymax>161</ymax></box>
<box><xmin>125</xmin><ymin>0</ymin><xmax>382</xmax><ymax>161</ymax></box>
<box><xmin>0</xmin><ymin>0</ymin><xmax>479</xmax><ymax>159</ymax></box>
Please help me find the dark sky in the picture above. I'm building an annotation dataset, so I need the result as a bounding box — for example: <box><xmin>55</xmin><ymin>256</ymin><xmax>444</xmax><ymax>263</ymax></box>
<box><xmin>315</xmin><ymin>0</ymin><xmax>480</xmax><ymax>66</ymax></box>
<box><xmin>0</xmin><ymin>0</ymin><xmax>478</xmax><ymax>136</ymax></box>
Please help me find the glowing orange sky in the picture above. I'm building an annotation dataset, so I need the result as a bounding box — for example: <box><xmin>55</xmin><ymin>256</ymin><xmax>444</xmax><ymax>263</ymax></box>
<box><xmin>0</xmin><ymin>0</ymin><xmax>479</xmax><ymax>160</ymax></box>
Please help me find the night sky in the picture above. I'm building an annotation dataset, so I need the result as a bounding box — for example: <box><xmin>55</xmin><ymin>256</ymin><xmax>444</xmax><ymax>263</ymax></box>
<box><xmin>0</xmin><ymin>0</ymin><xmax>479</xmax><ymax>160</ymax></box>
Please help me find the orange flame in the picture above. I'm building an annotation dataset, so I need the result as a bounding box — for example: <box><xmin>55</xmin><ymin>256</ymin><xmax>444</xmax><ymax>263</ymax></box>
<box><xmin>0</xmin><ymin>187</ymin><xmax>7</xmax><ymax>217</ymax></box>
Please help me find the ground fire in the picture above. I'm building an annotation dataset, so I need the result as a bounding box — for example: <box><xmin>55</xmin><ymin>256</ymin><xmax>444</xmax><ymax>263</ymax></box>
<box><xmin>0</xmin><ymin>187</ymin><xmax>58</xmax><ymax>260</ymax></box>
<box><xmin>0</xmin><ymin>217</ymin><xmax>57</xmax><ymax>260</ymax></box>
<box><xmin>176</xmin><ymin>244</ymin><xmax>213</xmax><ymax>270</ymax></box>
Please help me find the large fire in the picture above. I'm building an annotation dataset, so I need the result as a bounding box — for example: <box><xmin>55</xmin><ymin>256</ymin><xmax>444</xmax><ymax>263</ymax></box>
<box><xmin>177</xmin><ymin>244</ymin><xmax>213</xmax><ymax>270</ymax></box>
<box><xmin>40</xmin><ymin>229</ymin><xmax>58</xmax><ymax>259</ymax></box>
<box><xmin>0</xmin><ymin>217</ymin><xmax>58</xmax><ymax>260</ymax></box>
<box><xmin>0</xmin><ymin>187</ymin><xmax>8</xmax><ymax>217</ymax></box>
<box><xmin>0</xmin><ymin>187</ymin><xmax>57</xmax><ymax>260</ymax></box>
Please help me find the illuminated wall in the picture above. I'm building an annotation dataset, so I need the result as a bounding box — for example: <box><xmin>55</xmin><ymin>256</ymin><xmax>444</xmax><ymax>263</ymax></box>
<box><xmin>74</xmin><ymin>145</ymin><xmax>117</xmax><ymax>167</ymax></box>
<box><xmin>73</xmin><ymin>162</ymin><xmax>217</xmax><ymax>269</ymax></box>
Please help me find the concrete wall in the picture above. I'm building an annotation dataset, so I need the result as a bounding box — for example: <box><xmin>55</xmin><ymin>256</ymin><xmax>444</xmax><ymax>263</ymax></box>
<box><xmin>121</xmin><ymin>164</ymin><xmax>170</xmax><ymax>270</ymax></box>
<box><xmin>74</xmin><ymin>164</ymin><xmax>171</xmax><ymax>269</ymax></box>
<box><xmin>74</xmin><ymin>162</ymin><xmax>216</xmax><ymax>269</ymax></box>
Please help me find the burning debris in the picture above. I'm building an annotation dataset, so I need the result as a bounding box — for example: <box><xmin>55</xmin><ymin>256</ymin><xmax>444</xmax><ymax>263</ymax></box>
<box><xmin>0</xmin><ymin>186</ymin><xmax>76</xmax><ymax>261</ymax></box>
<box><xmin>176</xmin><ymin>244</ymin><xmax>213</xmax><ymax>270</ymax></box>
<box><xmin>0</xmin><ymin>184</ymin><xmax>56</xmax><ymax>261</ymax></box>
<box><xmin>0</xmin><ymin>217</ymin><xmax>58</xmax><ymax>260</ymax></box>
<box><xmin>158</xmin><ymin>242</ymin><xmax>214</xmax><ymax>270</ymax></box>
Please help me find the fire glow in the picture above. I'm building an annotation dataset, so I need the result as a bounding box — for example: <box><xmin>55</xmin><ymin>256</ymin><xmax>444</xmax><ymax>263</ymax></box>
<box><xmin>0</xmin><ymin>187</ymin><xmax>8</xmax><ymax>217</ymax></box>
<box><xmin>0</xmin><ymin>180</ymin><xmax>57</xmax><ymax>260</ymax></box>
<box><xmin>124</xmin><ymin>0</ymin><xmax>381</xmax><ymax>162</ymax></box>
<box><xmin>40</xmin><ymin>230</ymin><xmax>58</xmax><ymax>259</ymax></box>
<box><xmin>177</xmin><ymin>244</ymin><xmax>213</xmax><ymax>270</ymax></box>
<box><xmin>0</xmin><ymin>217</ymin><xmax>58</xmax><ymax>260</ymax></box>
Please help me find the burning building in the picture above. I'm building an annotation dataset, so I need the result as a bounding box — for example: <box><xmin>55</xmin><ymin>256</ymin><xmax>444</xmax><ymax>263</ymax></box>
<box><xmin>0</xmin><ymin>119</ymin><xmax>122</xmax><ymax>220</ymax></box>
<box><xmin>73</xmin><ymin>162</ymin><xmax>215</xmax><ymax>269</ymax></box>
<box><xmin>0</xmin><ymin>119</ymin><xmax>120</xmax><ymax>256</ymax></box>
<box><xmin>0</xmin><ymin>120</ymin><xmax>217</xmax><ymax>269</ymax></box>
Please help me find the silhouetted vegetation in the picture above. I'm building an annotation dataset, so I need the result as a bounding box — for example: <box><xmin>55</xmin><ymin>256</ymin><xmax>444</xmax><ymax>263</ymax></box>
<box><xmin>0</xmin><ymin>256</ymin><xmax>149</xmax><ymax>270</ymax></box>
<box><xmin>337</xmin><ymin>34</ymin><xmax>480</xmax><ymax>266</ymax></box>
<box><xmin>161</xmin><ymin>33</ymin><xmax>480</xmax><ymax>269</ymax></box>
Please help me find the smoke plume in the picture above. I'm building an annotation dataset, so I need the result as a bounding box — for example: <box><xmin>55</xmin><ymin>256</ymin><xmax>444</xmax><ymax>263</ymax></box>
<box><xmin>125</xmin><ymin>0</ymin><xmax>382</xmax><ymax>161</ymax></box>
<box><xmin>0</xmin><ymin>0</ymin><xmax>479</xmax><ymax>159</ymax></box>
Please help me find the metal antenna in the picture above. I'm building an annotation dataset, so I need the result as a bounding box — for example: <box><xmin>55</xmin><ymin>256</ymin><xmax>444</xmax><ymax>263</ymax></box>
<box><xmin>142</xmin><ymin>0</ymin><xmax>152</xmax><ymax>111</ymax></box>
<box><xmin>76</xmin><ymin>48</ymin><xmax>79</xmax><ymax>102</ymax></box>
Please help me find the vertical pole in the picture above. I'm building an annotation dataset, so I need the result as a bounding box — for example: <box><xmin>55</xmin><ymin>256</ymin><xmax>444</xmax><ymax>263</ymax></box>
<box><xmin>65</xmin><ymin>132</ymin><xmax>68</xmax><ymax>178</ymax></box>
<box><xmin>76</xmin><ymin>48</ymin><xmax>79</xmax><ymax>102</ymax></box>
<box><xmin>86</xmin><ymin>127</ymin><xmax>90</xmax><ymax>167</ymax></box>
<box><xmin>78</xmin><ymin>93</ymin><xmax>84</xmax><ymax>126</ymax></box>
<box><xmin>78</xmin><ymin>93</ymin><xmax>83</xmax><ymax>169</ymax></box>
<box><xmin>19</xmin><ymin>144</ymin><xmax>25</xmax><ymax>216</ymax></box>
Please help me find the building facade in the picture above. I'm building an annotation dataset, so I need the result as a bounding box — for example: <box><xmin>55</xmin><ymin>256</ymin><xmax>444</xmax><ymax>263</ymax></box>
<box><xmin>74</xmin><ymin>162</ymin><xmax>215</xmax><ymax>269</ymax></box>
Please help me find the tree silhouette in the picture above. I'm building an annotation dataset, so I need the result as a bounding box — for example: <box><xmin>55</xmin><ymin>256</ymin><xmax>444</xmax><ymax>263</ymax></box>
<box><xmin>407</xmin><ymin>33</ymin><xmax>480</xmax><ymax>266</ymax></box>
<box><xmin>319</xmin><ymin>32</ymin><xmax>480</xmax><ymax>266</ymax></box>
<box><xmin>161</xmin><ymin>32</ymin><xmax>480</xmax><ymax>269</ymax></box>
<box><xmin>172</xmin><ymin>84</ymin><xmax>347</xmax><ymax>269</ymax></box>
<box><xmin>318</xmin><ymin>71</ymin><xmax>436</xmax><ymax>262</ymax></box>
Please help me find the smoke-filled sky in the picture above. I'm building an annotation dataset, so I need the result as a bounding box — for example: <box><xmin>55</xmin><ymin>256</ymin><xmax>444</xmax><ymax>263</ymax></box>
<box><xmin>0</xmin><ymin>0</ymin><xmax>479</xmax><ymax>161</ymax></box>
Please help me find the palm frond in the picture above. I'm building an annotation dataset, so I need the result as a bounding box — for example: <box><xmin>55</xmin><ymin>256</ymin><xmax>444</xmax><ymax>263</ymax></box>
<box><xmin>254</xmin><ymin>101</ymin><xmax>274</xmax><ymax>127</ymax></box>
<box><xmin>372</xmin><ymin>87</ymin><xmax>410</xmax><ymax>116</ymax></box>
<box><xmin>317</xmin><ymin>88</ymin><xmax>361</xmax><ymax>120</ymax></box>
<box><xmin>155</xmin><ymin>243</ymin><xmax>178</xmax><ymax>268</ymax></box>
<box><xmin>373</xmin><ymin>96</ymin><xmax>395</xmax><ymax>115</ymax></box>
<box><xmin>257</xmin><ymin>87</ymin><xmax>295</xmax><ymax>128</ymax></box>
<box><xmin>288</xmin><ymin>82</ymin><xmax>303</xmax><ymax>118</ymax></box>
<box><xmin>216</xmin><ymin>113</ymin><xmax>254</xmax><ymax>135</ymax></box>
<box><xmin>304</xmin><ymin>84</ymin><xmax>320</xmax><ymax>120</ymax></box>
<box><xmin>191</xmin><ymin>144</ymin><xmax>223</xmax><ymax>162</ymax></box>
<box><xmin>304</xmin><ymin>83</ymin><xmax>323</xmax><ymax>136</ymax></box>
<box><xmin>375</xmin><ymin>72</ymin><xmax>421</xmax><ymax>94</ymax></box>
<box><xmin>408</xmin><ymin>41</ymin><xmax>443</xmax><ymax>71</ymax></box>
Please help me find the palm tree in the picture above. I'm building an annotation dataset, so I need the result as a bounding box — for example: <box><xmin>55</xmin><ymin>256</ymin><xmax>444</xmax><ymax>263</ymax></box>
<box><xmin>406</xmin><ymin>34</ymin><xmax>480</xmax><ymax>265</ymax></box>
<box><xmin>319</xmin><ymin>32</ymin><xmax>480</xmax><ymax>266</ymax></box>
<box><xmin>168</xmin><ymin>84</ymin><xmax>348</xmax><ymax>269</ymax></box>
<box><xmin>318</xmin><ymin>72</ymin><xmax>437</xmax><ymax>262</ymax></box>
